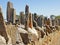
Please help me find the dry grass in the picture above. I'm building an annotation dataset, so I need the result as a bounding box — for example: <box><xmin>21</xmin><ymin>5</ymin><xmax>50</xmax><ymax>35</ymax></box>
<box><xmin>28</xmin><ymin>30</ymin><xmax>60</xmax><ymax>45</ymax></box>
<box><xmin>5</xmin><ymin>24</ymin><xmax>60</xmax><ymax>45</ymax></box>
<box><xmin>39</xmin><ymin>30</ymin><xmax>60</xmax><ymax>45</ymax></box>
<box><xmin>5</xmin><ymin>24</ymin><xmax>17</xmax><ymax>45</ymax></box>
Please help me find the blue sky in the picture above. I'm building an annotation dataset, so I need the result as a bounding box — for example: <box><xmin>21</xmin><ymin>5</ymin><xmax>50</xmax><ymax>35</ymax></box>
<box><xmin>0</xmin><ymin>0</ymin><xmax>60</xmax><ymax>19</ymax></box>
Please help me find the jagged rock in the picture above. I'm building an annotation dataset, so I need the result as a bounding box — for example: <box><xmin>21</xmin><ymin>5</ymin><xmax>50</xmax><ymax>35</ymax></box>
<box><xmin>37</xmin><ymin>15</ymin><xmax>44</xmax><ymax>28</ymax></box>
<box><xmin>44</xmin><ymin>17</ymin><xmax>48</xmax><ymax>25</ymax></box>
<box><xmin>57</xmin><ymin>19</ymin><xmax>60</xmax><ymax>26</ymax></box>
<box><xmin>0</xmin><ymin>10</ymin><xmax>8</xmax><ymax>43</ymax></box>
<box><xmin>0</xmin><ymin>6</ymin><xmax>2</xmax><ymax>13</ymax></box>
<box><xmin>18</xmin><ymin>25</ymin><xmax>39</xmax><ymax>45</ymax></box>
<box><xmin>20</xmin><ymin>12</ymin><xmax>25</xmax><ymax>25</ymax></box>
<box><xmin>46</xmin><ymin>18</ymin><xmax>50</xmax><ymax>25</ymax></box>
<box><xmin>33</xmin><ymin>20</ymin><xmax>37</xmax><ymax>27</ymax></box>
<box><xmin>25</xmin><ymin>20</ymin><xmax>29</xmax><ymax>30</ymax></box>
<box><xmin>25</xmin><ymin>5</ymin><xmax>29</xmax><ymax>30</ymax></box>
<box><xmin>34</xmin><ymin>13</ymin><xmax>38</xmax><ymax>21</ymax></box>
<box><xmin>35</xmin><ymin>26</ymin><xmax>45</xmax><ymax>38</ymax></box>
<box><xmin>55</xmin><ymin>26</ymin><xmax>59</xmax><ymax>30</ymax></box>
<box><xmin>0</xmin><ymin>35</ymin><xmax>6</xmax><ymax>45</ymax></box>
<box><xmin>20</xmin><ymin>33</ymin><xmax>29</xmax><ymax>45</ymax></box>
<box><xmin>7</xmin><ymin>35</ymin><xmax>12</xmax><ymax>45</ymax></box>
<box><xmin>44</xmin><ymin>25</ymin><xmax>52</xmax><ymax>36</ymax></box>
<box><xmin>18</xmin><ymin>25</ymin><xmax>29</xmax><ymax>45</ymax></box>
<box><xmin>28</xmin><ymin>27</ymin><xmax>38</xmax><ymax>37</ymax></box>
<box><xmin>7</xmin><ymin>1</ymin><xmax>16</xmax><ymax>24</ymax></box>
<box><xmin>0</xmin><ymin>35</ymin><xmax>12</xmax><ymax>45</ymax></box>
<box><xmin>37</xmin><ymin>16</ymin><xmax>43</xmax><ymax>28</ymax></box>
<box><xmin>27</xmin><ymin>28</ymin><xmax>39</xmax><ymax>45</ymax></box>
<box><xmin>49</xmin><ymin>26</ymin><xmax>56</xmax><ymax>32</ymax></box>
<box><xmin>16</xmin><ymin>27</ymin><xmax>24</xmax><ymax>45</ymax></box>
<box><xmin>29</xmin><ymin>13</ymin><xmax>33</xmax><ymax>29</ymax></box>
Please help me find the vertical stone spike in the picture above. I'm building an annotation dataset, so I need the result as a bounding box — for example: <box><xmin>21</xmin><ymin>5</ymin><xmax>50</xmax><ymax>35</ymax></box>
<box><xmin>0</xmin><ymin>6</ymin><xmax>8</xmax><ymax>43</ymax></box>
<box><xmin>29</xmin><ymin>13</ymin><xmax>33</xmax><ymax>29</ymax></box>
<box><xmin>25</xmin><ymin>5</ymin><xmax>29</xmax><ymax>30</ymax></box>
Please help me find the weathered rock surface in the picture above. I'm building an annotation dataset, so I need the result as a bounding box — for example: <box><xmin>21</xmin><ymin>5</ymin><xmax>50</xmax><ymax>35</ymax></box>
<box><xmin>29</xmin><ymin>13</ymin><xmax>33</xmax><ymax>29</ymax></box>
<box><xmin>0</xmin><ymin>12</ymin><xmax>8</xmax><ymax>43</ymax></box>
<box><xmin>33</xmin><ymin>20</ymin><xmax>37</xmax><ymax>27</ymax></box>
<box><xmin>18</xmin><ymin>25</ymin><xmax>29</xmax><ymax>45</ymax></box>
<box><xmin>35</xmin><ymin>26</ymin><xmax>45</xmax><ymax>38</ymax></box>
<box><xmin>0</xmin><ymin>35</ymin><xmax>12</xmax><ymax>45</ymax></box>
<box><xmin>0</xmin><ymin>35</ymin><xmax>6</xmax><ymax>45</ymax></box>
